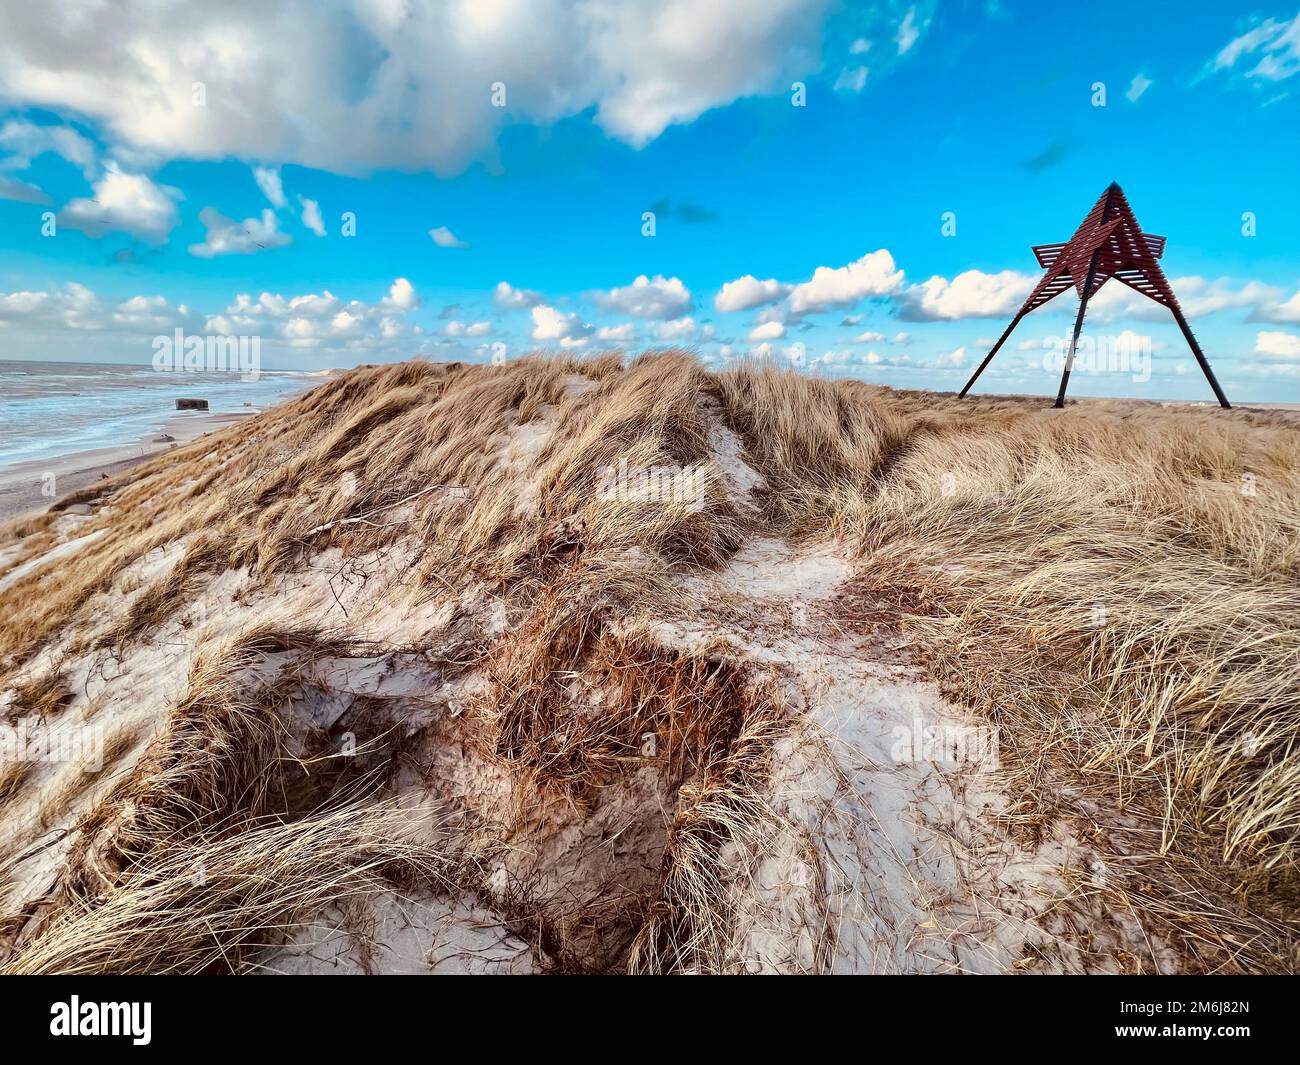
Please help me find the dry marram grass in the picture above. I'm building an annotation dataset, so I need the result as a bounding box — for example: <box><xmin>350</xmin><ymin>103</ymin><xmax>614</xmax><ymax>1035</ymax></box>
<box><xmin>0</xmin><ymin>351</ymin><xmax>1296</xmax><ymax>973</ymax></box>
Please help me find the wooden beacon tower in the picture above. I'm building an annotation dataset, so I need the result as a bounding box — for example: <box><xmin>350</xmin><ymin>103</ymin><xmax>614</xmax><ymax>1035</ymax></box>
<box><xmin>959</xmin><ymin>183</ymin><xmax>1231</xmax><ymax>408</ymax></box>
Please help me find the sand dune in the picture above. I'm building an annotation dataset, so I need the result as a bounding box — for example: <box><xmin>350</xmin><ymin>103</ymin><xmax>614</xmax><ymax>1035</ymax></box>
<box><xmin>1</xmin><ymin>353</ymin><xmax>1297</xmax><ymax>974</ymax></box>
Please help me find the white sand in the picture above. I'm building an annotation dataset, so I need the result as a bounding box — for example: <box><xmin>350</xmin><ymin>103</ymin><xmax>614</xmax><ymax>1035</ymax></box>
<box><xmin>0</xmin><ymin>395</ymin><xmax>1171</xmax><ymax>974</ymax></box>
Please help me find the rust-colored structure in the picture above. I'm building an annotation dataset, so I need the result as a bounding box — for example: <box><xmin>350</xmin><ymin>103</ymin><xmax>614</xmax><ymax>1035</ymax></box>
<box><xmin>960</xmin><ymin>183</ymin><xmax>1231</xmax><ymax>408</ymax></box>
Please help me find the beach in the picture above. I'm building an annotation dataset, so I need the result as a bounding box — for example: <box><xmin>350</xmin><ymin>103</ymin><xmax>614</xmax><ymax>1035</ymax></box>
<box><xmin>0</xmin><ymin>360</ymin><xmax>330</xmax><ymax>524</ymax></box>
<box><xmin>0</xmin><ymin>408</ymin><xmax>262</xmax><ymax>524</ymax></box>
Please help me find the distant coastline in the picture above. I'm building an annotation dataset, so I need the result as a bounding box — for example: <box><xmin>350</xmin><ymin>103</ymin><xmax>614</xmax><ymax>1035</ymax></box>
<box><xmin>0</xmin><ymin>361</ymin><xmax>331</xmax><ymax>523</ymax></box>
<box><xmin>0</xmin><ymin>359</ymin><xmax>326</xmax><ymax>471</ymax></box>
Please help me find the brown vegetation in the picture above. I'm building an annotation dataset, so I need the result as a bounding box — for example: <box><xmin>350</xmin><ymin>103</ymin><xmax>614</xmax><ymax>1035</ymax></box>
<box><xmin>0</xmin><ymin>352</ymin><xmax>1297</xmax><ymax>973</ymax></box>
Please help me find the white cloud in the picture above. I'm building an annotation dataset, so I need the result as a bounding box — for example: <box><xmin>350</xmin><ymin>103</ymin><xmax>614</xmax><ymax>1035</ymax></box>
<box><xmin>816</xmin><ymin>348</ymin><xmax>856</xmax><ymax>366</ymax></box>
<box><xmin>575</xmin><ymin>0</ymin><xmax>834</xmax><ymax>148</ymax></box>
<box><xmin>0</xmin><ymin>119</ymin><xmax>96</xmax><ymax>177</ymax></box>
<box><xmin>112</xmin><ymin>294</ymin><xmax>184</xmax><ymax>331</ymax></box>
<box><xmin>833</xmin><ymin>66</ymin><xmax>868</xmax><ymax>92</ymax></box>
<box><xmin>654</xmin><ymin>317</ymin><xmax>698</xmax><ymax>341</ymax></box>
<box><xmin>714</xmin><ymin>274</ymin><xmax>789</xmax><ymax>312</ymax></box>
<box><xmin>382</xmin><ymin>278</ymin><xmax>418</xmax><ymax>312</ymax></box>
<box><xmin>1126</xmin><ymin>74</ymin><xmax>1153</xmax><ymax>102</ymax></box>
<box><xmin>748</xmin><ymin>320</ymin><xmax>785</xmax><ymax>341</ymax></box>
<box><xmin>788</xmin><ymin>249</ymin><xmax>905</xmax><ymax>314</ymax></box>
<box><xmin>1179</xmin><ymin>278</ymin><xmax>1284</xmax><ymax>318</ymax></box>
<box><xmin>1250</xmin><ymin>286</ymin><xmax>1300</xmax><ymax>324</ymax></box>
<box><xmin>444</xmin><ymin>320</ymin><xmax>492</xmax><ymax>337</ymax></box>
<box><xmin>1256</xmin><ymin>330</ymin><xmax>1300</xmax><ymax>360</ymax></box>
<box><xmin>748</xmin><ymin>340</ymin><xmax>811</xmax><ymax>365</ymax></box>
<box><xmin>58</xmin><ymin>162</ymin><xmax>180</xmax><ymax>244</ymax></box>
<box><xmin>299</xmin><ymin>195</ymin><xmax>325</xmax><ymax>236</ymax></box>
<box><xmin>0</xmin><ymin>282</ymin><xmax>198</xmax><ymax>335</ymax></box>
<box><xmin>1212</xmin><ymin>15</ymin><xmax>1300</xmax><ymax>82</ymax></box>
<box><xmin>595</xmin><ymin>274</ymin><xmax>692</xmax><ymax>319</ymax></box>
<box><xmin>252</xmin><ymin>165</ymin><xmax>286</xmax><ymax>208</ymax></box>
<box><xmin>429</xmin><ymin>225</ymin><xmax>469</xmax><ymax>249</ymax></box>
<box><xmin>532</xmin><ymin>304</ymin><xmax>592</xmax><ymax>344</ymax></box>
<box><xmin>0</xmin><ymin>276</ymin><xmax>425</xmax><ymax>359</ymax></box>
<box><xmin>897</xmin><ymin>269</ymin><xmax>1033</xmax><ymax>321</ymax></box>
<box><xmin>0</xmin><ymin>283</ymin><xmax>96</xmax><ymax>330</ymax></box>
<box><xmin>494</xmin><ymin>281</ymin><xmax>543</xmax><ymax>309</ymax></box>
<box><xmin>1087</xmin><ymin>276</ymin><xmax>1285</xmax><ymax>322</ymax></box>
<box><xmin>218</xmin><ymin>290</ymin><xmax>340</xmax><ymax>327</ymax></box>
<box><xmin>897</xmin><ymin>6</ymin><xmax>922</xmax><ymax>55</ymax></box>
<box><xmin>0</xmin><ymin>1</ymin><xmax>835</xmax><ymax>176</ymax></box>
<box><xmin>596</xmin><ymin>323</ymin><xmax>637</xmax><ymax>342</ymax></box>
<box><xmin>853</xmin><ymin>330</ymin><xmax>885</xmax><ymax>342</ymax></box>
<box><xmin>0</xmin><ymin>175</ymin><xmax>49</xmax><ymax>204</ymax></box>
<box><xmin>188</xmin><ymin>206</ymin><xmax>292</xmax><ymax>257</ymax></box>
<box><xmin>207</xmin><ymin>278</ymin><xmax>420</xmax><ymax>350</ymax></box>
<box><xmin>815</xmin><ymin>344</ymin><xmax>963</xmax><ymax>373</ymax></box>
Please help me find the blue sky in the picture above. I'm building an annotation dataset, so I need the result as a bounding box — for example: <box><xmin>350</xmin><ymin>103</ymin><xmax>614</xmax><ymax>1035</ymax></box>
<box><xmin>1</xmin><ymin>0</ymin><xmax>1299</xmax><ymax>401</ymax></box>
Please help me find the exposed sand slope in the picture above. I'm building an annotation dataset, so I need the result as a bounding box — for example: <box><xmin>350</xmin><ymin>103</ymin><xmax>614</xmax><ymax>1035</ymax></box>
<box><xmin>0</xmin><ymin>353</ymin><xmax>1296</xmax><ymax>974</ymax></box>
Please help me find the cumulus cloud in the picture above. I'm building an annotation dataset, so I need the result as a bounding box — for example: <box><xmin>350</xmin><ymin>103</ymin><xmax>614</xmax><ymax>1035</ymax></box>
<box><xmin>111</xmin><ymin>294</ymin><xmax>196</xmax><ymax>332</ymax></box>
<box><xmin>0</xmin><ymin>283</ymin><xmax>100</xmax><ymax>331</ymax></box>
<box><xmin>57</xmin><ymin>163</ymin><xmax>180</xmax><ymax>244</ymax></box>
<box><xmin>532</xmin><ymin>304</ymin><xmax>592</xmax><ymax>344</ymax></box>
<box><xmin>815</xmin><ymin>348</ymin><xmax>857</xmax><ymax>367</ymax></box>
<box><xmin>1087</xmin><ymin>275</ymin><xmax>1286</xmax><ymax>322</ymax></box>
<box><xmin>815</xmin><ymin>343</ymin><xmax>965</xmax><ymax>373</ymax></box>
<box><xmin>787</xmin><ymin>249</ymin><xmax>904</xmax><ymax>314</ymax></box>
<box><xmin>1249</xmin><ymin>286</ymin><xmax>1300</xmax><ymax>324</ymax></box>
<box><xmin>494</xmin><ymin>281</ymin><xmax>544</xmax><ymax>309</ymax></box>
<box><xmin>188</xmin><ymin>206</ymin><xmax>292</xmax><ymax>257</ymax></box>
<box><xmin>0</xmin><ymin>0</ymin><xmax>834</xmax><ymax>176</ymax></box>
<box><xmin>0</xmin><ymin>282</ymin><xmax>198</xmax><ymax>335</ymax></box>
<box><xmin>1178</xmin><ymin>278</ymin><xmax>1286</xmax><ymax>318</ymax></box>
<box><xmin>0</xmin><ymin>275</ymin><xmax>427</xmax><ymax>358</ymax></box>
<box><xmin>654</xmin><ymin>317</ymin><xmax>701</xmax><ymax>341</ymax></box>
<box><xmin>0</xmin><ymin>119</ymin><xmax>96</xmax><ymax>177</ymax></box>
<box><xmin>444</xmin><ymin>320</ymin><xmax>492</xmax><ymax>337</ymax></box>
<box><xmin>748</xmin><ymin>340</ymin><xmax>808</xmax><ymax>364</ymax></box>
<box><xmin>207</xmin><ymin>278</ymin><xmax>421</xmax><ymax>350</ymax></box>
<box><xmin>1256</xmin><ymin>330</ymin><xmax>1300</xmax><ymax>360</ymax></box>
<box><xmin>299</xmin><ymin>195</ymin><xmax>325</xmax><ymax>236</ymax></box>
<box><xmin>429</xmin><ymin>225</ymin><xmax>469</xmax><ymax>249</ymax></box>
<box><xmin>897</xmin><ymin>269</ymin><xmax>1033</xmax><ymax>321</ymax></box>
<box><xmin>748</xmin><ymin>320</ymin><xmax>785</xmax><ymax>341</ymax></box>
<box><xmin>714</xmin><ymin>274</ymin><xmax>789</xmax><ymax>312</ymax></box>
<box><xmin>253</xmin><ymin>165</ymin><xmax>287</xmax><ymax>208</ymax></box>
<box><xmin>595</xmin><ymin>274</ymin><xmax>692</xmax><ymax>319</ymax></box>
<box><xmin>382</xmin><ymin>278</ymin><xmax>418</xmax><ymax>312</ymax></box>
<box><xmin>596</xmin><ymin>323</ymin><xmax>637</xmax><ymax>342</ymax></box>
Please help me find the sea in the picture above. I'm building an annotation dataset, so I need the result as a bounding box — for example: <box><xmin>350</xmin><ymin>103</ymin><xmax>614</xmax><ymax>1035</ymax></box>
<box><xmin>0</xmin><ymin>360</ymin><xmax>325</xmax><ymax>469</ymax></box>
